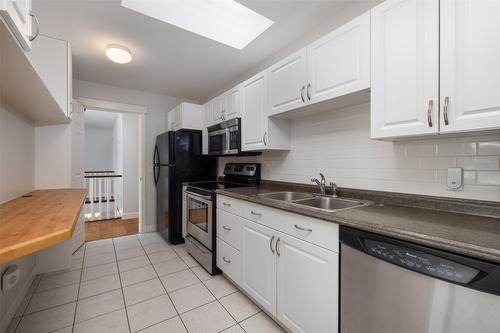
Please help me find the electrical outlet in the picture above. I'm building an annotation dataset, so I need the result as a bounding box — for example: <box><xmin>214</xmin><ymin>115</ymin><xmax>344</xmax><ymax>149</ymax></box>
<box><xmin>447</xmin><ymin>167</ymin><xmax>463</xmax><ymax>191</ymax></box>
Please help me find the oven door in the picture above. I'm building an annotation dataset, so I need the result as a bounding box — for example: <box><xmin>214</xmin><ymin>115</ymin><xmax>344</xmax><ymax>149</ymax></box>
<box><xmin>185</xmin><ymin>191</ymin><xmax>213</xmax><ymax>250</ymax></box>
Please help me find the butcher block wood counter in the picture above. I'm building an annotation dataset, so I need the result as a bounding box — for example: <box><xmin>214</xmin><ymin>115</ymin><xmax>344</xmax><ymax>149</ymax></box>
<box><xmin>0</xmin><ymin>189</ymin><xmax>86</xmax><ymax>264</ymax></box>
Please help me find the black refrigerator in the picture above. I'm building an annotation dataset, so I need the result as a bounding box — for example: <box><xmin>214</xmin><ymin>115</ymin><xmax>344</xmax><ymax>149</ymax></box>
<box><xmin>154</xmin><ymin>130</ymin><xmax>216</xmax><ymax>244</ymax></box>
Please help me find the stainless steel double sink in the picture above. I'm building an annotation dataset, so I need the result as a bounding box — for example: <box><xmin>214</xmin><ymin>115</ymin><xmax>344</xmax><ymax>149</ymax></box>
<box><xmin>256</xmin><ymin>191</ymin><xmax>372</xmax><ymax>213</ymax></box>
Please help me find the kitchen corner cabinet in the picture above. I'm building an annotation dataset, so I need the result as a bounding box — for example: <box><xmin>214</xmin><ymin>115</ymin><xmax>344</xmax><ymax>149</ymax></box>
<box><xmin>0</xmin><ymin>0</ymin><xmax>37</xmax><ymax>51</ymax></box>
<box><xmin>268</xmin><ymin>13</ymin><xmax>370</xmax><ymax>118</ymax></box>
<box><xmin>167</xmin><ymin>102</ymin><xmax>203</xmax><ymax>131</ymax></box>
<box><xmin>241</xmin><ymin>70</ymin><xmax>290</xmax><ymax>152</ymax></box>
<box><xmin>28</xmin><ymin>35</ymin><xmax>73</xmax><ymax>118</ymax></box>
<box><xmin>371</xmin><ymin>0</ymin><xmax>500</xmax><ymax>139</ymax></box>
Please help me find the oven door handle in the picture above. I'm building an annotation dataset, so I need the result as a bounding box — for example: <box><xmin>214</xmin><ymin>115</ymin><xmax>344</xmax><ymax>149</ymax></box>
<box><xmin>186</xmin><ymin>191</ymin><xmax>212</xmax><ymax>201</ymax></box>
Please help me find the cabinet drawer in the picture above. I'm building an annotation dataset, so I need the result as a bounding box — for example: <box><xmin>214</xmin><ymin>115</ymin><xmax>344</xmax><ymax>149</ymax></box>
<box><xmin>217</xmin><ymin>195</ymin><xmax>247</xmax><ymax>216</ymax></box>
<box><xmin>217</xmin><ymin>238</ymin><xmax>241</xmax><ymax>285</ymax></box>
<box><xmin>216</xmin><ymin>209</ymin><xmax>243</xmax><ymax>250</ymax></box>
<box><xmin>218</xmin><ymin>195</ymin><xmax>339</xmax><ymax>253</ymax></box>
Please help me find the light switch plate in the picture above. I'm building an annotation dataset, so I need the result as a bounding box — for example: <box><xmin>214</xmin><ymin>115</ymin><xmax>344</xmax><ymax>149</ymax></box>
<box><xmin>447</xmin><ymin>167</ymin><xmax>463</xmax><ymax>191</ymax></box>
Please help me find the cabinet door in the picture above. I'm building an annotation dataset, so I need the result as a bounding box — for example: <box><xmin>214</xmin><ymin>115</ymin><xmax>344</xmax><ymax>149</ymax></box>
<box><xmin>268</xmin><ymin>49</ymin><xmax>308</xmax><ymax>116</ymax></box>
<box><xmin>307</xmin><ymin>12</ymin><xmax>370</xmax><ymax>105</ymax></box>
<box><xmin>211</xmin><ymin>96</ymin><xmax>224</xmax><ymax>124</ymax></box>
<box><xmin>0</xmin><ymin>0</ymin><xmax>32</xmax><ymax>50</ymax></box>
<box><xmin>440</xmin><ymin>0</ymin><xmax>500</xmax><ymax>133</ymax></box>
<box><xmin>241</xmin><ymin>220</ymin><xmax>276</xmax><ymax>315</ymax></box>
<box><xmin>173</xmin><ymin>104</ymin><xmax>183</xmax><ymax>130</ymax></box>
<box><xmin>224</xmin><ymin>87</ymin><xmax>240</xmax><ymax>120</ymax></box>
<box><xmin>276</xmin><ymin>233</ymin><xmax>339</xmax><ymax>333</ymax></box>
<box><xmin>241</xmin><ymin>70</ymin><xmax>268</xmax><ymax>151</ymax></box>
<box><xmin>371</xmin><ymin>0</ymin><xmax>439</xmax><ymax>139</ymax></box>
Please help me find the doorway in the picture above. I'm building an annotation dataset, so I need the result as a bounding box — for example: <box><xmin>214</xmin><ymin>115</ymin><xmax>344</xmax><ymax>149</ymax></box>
<box><xmin>77</xmin><ymin>97</ymin><xmax>147</xmax><ymax>240</ymax></box>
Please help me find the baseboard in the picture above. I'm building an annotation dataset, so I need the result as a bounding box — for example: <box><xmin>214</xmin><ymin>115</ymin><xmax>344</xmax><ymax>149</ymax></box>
<box><xmin>121</xmin><ymin>212</ymin><xmax>139</xmax><ymax>220</ymax></box>
<box><xmin>0</xmin><ymin>264</ymin><xmax>37</xmax><ymax>333</ymax></box>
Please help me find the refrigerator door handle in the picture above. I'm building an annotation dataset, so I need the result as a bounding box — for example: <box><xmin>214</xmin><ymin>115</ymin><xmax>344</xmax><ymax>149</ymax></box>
<box><xmin>154</xmin><ymin>144</ymin><xmax>160</xmax><ymax>165</ymax></box>
<box><xmin>153</xmin><ymin>165</ymin><xmax>160</xmax><ymax>186</ymax></box>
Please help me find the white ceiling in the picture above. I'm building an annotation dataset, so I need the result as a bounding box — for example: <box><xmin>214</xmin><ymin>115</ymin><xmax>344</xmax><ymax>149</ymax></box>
<box><xmin>85</xmin><ymin>109</ymin><xmax>119</xmax><ymax>129</ymax></box>
<box><xmin>33</xmin><ymin>0</ymin><xmax>354</xmax><ymax>101</ymax></box>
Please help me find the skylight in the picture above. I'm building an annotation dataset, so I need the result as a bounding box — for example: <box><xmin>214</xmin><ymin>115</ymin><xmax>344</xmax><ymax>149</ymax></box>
<box><xmin>121</xmin><ymin>0</ymin><xmax>274</xmax><ymax>50</ymax></box>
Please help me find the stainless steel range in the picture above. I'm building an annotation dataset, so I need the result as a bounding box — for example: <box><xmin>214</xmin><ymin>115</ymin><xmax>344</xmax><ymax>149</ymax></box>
<box><xmin>183</xmin><ymin>163</ymin><xmax>260</xmax><ymax>274</ymax></box>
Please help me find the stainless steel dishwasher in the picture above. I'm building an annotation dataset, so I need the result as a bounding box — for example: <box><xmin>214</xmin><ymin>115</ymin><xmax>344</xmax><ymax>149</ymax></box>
<box><xmin>340</xmin><ymin>226</ymin><xmax>500</xmax><ymax>333</ymax></box>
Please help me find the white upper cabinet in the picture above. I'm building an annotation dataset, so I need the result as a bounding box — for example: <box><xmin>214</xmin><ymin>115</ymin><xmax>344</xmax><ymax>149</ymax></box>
<box><xmin>241</xmin><ymin>70</ymin><xmax>269</xmax><ymax>151</ymax></box>
<box><xmin>0</xmin><ymin>0</ymin><xmax>37</xmax><ymax>51</ymax></box>
<box><xmin>371</xmin><ymin>0</ymin><xmax>439</xmax><ymax>139</ymax></box>
<box><xmin>268</xmin><ymin>49</ymin><xmax>308</xmax><ymax>116</ymax></box>
<box><xmin>210</xmin><ymin>95</ymin><xmax>224</xmax><ymax>125</ymax></box>
<box><xmin>167</xmin><ymin>103</ymin><xmax>203</xmax><ymax>131</ymax></box>
<box><xmin>440</xmin><ymin>0</ymin><xmax>500</xmax><ymax>133</ymax></box>
<box><xmin>28</xmin><ymin>35</ymin><xmax>73</xmax><ymax>118</ymax></box>
<box><xmin>223</xmin><ymin>86</ymin><xmax>240</xmax><ymax>120</ymax></box>
<box><xmin>307</xmin><ymin>12</ymin><xmax>370</xmax><ymax>105</ymax></box>
<box><xmin>276</xmin><ymin>232</ymin><xmax>339</xmax><ymax>333</ymax></box>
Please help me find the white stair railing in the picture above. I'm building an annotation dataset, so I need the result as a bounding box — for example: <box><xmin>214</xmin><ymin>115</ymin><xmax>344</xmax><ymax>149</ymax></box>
<box><xmin>84</xmin><ymin>171</ymin><xmax>122</xmax><ymax>221</ymax></box>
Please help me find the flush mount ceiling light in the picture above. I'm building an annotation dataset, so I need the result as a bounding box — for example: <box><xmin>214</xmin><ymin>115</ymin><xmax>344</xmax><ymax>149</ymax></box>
<box><xmin>121</xmin><ymin>0</ymin><xmax>274</xmax><ymax>50</ymax></box>
<box><xmin>105</xmin><ymin>45</ymin><xmax>132</xmax><ymax>64</ymax></box>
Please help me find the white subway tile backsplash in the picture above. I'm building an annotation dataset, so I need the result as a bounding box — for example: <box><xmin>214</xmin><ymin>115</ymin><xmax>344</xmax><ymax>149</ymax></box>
<box><xmin>221</xmin><ymin>103</ymin><xmax>500</xmax><ymax>201</ymax></box>
<box><xmin>457</xmin><ymin>156</ymin><xmax>500</xmax><ymax>170</ymax></box>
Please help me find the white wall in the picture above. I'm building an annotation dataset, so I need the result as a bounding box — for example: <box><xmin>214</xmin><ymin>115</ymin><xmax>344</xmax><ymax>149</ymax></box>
<box><xmin>220</xmin><ymin>103</ymin><xmax>500</xmax><ymax>202</ymax></box>
<box><xmin>122</xmin><ymin>113</ymin><xmax>139</xmax><ymax>218</ymax></box>
<box><xmin>74</xmin><ymin>79</ymin><xmax>187</xmax><ymax>230</ymax></box>
<box><xmin>34</xmin><ymin>124</ymin><xmax>72</xmax><ymax>189</ymax></box>
<box><xmin>0</xmin><ymin>105</ymin><xmax>37</xmax><ymax>333</ymax></box>
<box><xmin>112</xmin><ymin>114</ymin><xmax>123</xmax><ymax>214</ymax></box>
<box><xmin>84</xmin><ymin>127</ymin><xmax>114</xmax><ymax>171</ymax></box>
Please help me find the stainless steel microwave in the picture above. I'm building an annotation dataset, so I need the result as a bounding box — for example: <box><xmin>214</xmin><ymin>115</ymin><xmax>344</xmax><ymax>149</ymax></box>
<box><xmin>207</xmin><ymin>118</ymin><xmax>241</xmax><ymax>156</ymax></box>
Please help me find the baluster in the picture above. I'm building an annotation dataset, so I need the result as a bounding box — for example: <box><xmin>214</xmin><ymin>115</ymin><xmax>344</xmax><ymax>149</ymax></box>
<box><xmin>106</xmin><ymin>177</ymin><xmax>110</xmax><ymax>219</ymax></box>
<box><xmin>90</xmin><ymin>178</ymin><xmax>94</xmax><ymax>221</ymax></box>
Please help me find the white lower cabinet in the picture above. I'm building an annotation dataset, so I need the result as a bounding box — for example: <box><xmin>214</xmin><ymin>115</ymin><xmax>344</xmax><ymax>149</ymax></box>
<box><xmin>277</xmin><ymin>233</ymin><xmax>339</xmax><ymax>333</ymax></box>
<box><xmin>216</xmin><ymin>195</ymin><xmax>339</xmax><ymax>333</ymax></box>
<box><xmin>241</xmin><ymin>220</ymin><xmax>277</xmax><ymax>315</ymax></box>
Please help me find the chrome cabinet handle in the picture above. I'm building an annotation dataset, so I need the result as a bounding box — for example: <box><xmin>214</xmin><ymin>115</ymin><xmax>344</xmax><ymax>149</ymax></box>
<box><xmin>263</xmin><ymin>132</ymin><xmax>267</xmax><ymax>146</ymax></box>
<box><xmin>222</xmin><ymin>202</ymin><xmax>231</xmax><ymax>207</ymax></box>
<box><xmin>29</xmin><ymin>11</ymin><xmax>40</xmax><ymax>42</ymax></box>
<box><xmin>222</xmin><ymin>256</ymin><xmax>231</xmax><ymax>263</ymax></box>
<box><xmin>294</xmin><ymin>224</ymin><xmax>312</xmax><ymax>232</ymax></box>
<box><xmin>222</xmin><ymin>226</ymin><xmax>231</xmax><ymax>231</ymax></box>
<box><xmin>300</xmin><ymin>86</ymin><xmax>305</xmax><ymax>103</ymax></box>
<box><xmin>443</xmin><ymin>96</ymin><xmax>449</xmax><ymax>126</ymax></box>
<box><xmin>306</xmin><ymin>83</ymin><xmax>311</xmax><ymax>101</ymax></box>
<box><xmin>250</xmin><ymin>210</ymin><xmax>262</xmax><ymax>216</ymax></box>
<box><xmin>270</xmin><ymin>235</ymin><xmax>275</xmax><ymax>253</ymax></box>
<box><xmin>276</xmin><ymin>238</ymin><xmax>281</xmax><ymax>256</ymax></box>
<box><xmin>427</xmin><ymin>100</ymin><xmax>433</xmax><ymax>127</ymax></box>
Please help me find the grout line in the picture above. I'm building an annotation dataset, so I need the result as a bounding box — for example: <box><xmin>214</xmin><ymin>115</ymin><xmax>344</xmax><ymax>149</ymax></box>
<box><xmin>71</xmin><ymin>241</ymin><xmax>86</xmax><ymax>333</ymax></box>
<box><xmin>112</xmin><ymin>235</ymin><xmax>133</xmax><ymax>333</ymax></box>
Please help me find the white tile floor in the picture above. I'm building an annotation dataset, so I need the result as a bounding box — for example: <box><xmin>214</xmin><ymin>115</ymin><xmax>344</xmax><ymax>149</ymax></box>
<box><xmin>7</xmin><ymin>233</ymin><xmax>286</xmax><ymax>333</ymax></box>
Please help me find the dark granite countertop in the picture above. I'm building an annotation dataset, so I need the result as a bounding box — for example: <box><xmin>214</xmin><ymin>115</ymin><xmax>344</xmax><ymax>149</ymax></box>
<box><xmin>215</xmin><ymin>182</ymin><xmax>500</xmax><ymax>264</ymax></box>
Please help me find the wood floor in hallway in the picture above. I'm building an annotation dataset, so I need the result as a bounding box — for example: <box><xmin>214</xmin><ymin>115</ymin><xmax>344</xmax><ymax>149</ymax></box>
<box><xmin>85</xmin><ymin>217</ymin><xmax>139</xmax><ymax>241</ymax></box>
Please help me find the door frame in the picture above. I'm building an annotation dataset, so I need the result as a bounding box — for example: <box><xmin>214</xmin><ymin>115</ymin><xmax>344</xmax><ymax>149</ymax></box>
<box><xmin>76</xmin><ymin>97</ymin><xmax>148</xmax><ymax>233</ymax></box>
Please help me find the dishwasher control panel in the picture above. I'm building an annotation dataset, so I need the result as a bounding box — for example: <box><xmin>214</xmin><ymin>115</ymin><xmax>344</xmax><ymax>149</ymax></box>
<box><xmin>364</xmin><ymin>239</ymin><xmax>480</xmax><ymax>284</ymax></box>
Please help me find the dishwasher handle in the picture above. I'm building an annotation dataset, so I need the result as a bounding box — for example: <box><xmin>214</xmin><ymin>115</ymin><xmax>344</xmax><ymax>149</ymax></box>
<box><xmin>340</xmin><ymin>226</ymin><xmax>500</xmax><ymax>297</ymax></box>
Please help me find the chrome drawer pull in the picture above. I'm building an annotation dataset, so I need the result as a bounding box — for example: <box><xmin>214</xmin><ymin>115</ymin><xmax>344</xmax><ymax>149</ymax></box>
<box><xmin>223</xmin><ymin>256</ymin><xmax>231</xmax><ymax>263</ymax></box>
<box><xmin>223</xmin><ymin>202</ymin><xmax>231</xmax><ymax>207</ymax></box>
<box><xmin>276</xmin><ymin>238</ymin><xmax>281</xmax><ymax>256</ymax></box>
<box><xmin>427</xmin><ymin>99</ymin><xmax>433</xmax><ymax>127</ymax></box>
<box><xmin>222</xmin><ymin>226</ymin><xmax>231</xmax><ymax>231</ymax></box>
<box><xmin>250</xmin><ymin>210</ymin><xmax>262</xmax><ymax>216</ymax></box>
<box><xmin>270</xmin><ymin>235</ymin><xmax>275</xmax><ymax>253</ymax></box>
<box><xmin>443</xmin><ymin>96</ymin><xmax>450</xmax><ymax>126</ymax></box>
<box><xmin>295</xmin><ymin>224</ymin><xmax>312</xmax><ymax>232</ymax></box>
